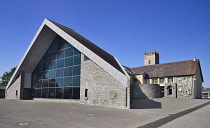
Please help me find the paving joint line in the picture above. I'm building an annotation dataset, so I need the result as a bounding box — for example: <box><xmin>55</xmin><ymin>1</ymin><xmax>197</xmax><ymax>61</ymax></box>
<box><xmin>137</xmin><ymin>101</ymin><xmax>210</xmax><ymax>128</ymax></box>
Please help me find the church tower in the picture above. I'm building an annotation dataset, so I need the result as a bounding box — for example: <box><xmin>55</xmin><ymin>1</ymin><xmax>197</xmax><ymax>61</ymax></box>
<box><xmin>144</xmin><ymin>50</ymin><xmax>159</xmax><ymax>66</ymax></box>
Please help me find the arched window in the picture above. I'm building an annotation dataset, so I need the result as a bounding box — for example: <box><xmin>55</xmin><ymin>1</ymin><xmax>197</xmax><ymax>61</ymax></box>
<box><xmin>148</xmin><ymin>60</ymin><xmax>151</xmax><ymax>65</ymax></box>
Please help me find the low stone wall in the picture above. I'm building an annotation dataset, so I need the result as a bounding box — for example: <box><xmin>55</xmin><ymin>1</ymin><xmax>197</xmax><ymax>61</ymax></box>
<box><xmin>6</xmin><ymin>76</ymin><xmax>21</xmax><ymax>99</ymax></box>
<box><xmin>131</xmin><ymin>84</ymin><xmax>160</xmax><ymax>99</ymax></box>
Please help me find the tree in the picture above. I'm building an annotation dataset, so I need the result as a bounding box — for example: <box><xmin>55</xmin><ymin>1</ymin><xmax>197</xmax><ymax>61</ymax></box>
<box><xmin>1</xmin><ymin>67</ymin><xmax>16</xmax><ymax>86</ymax></box>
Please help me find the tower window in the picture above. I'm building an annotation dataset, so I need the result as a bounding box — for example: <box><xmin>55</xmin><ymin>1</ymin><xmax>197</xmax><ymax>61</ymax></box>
<box><xmin>148</xmin><ymin>60</ymin><xmax>151</xmax><ymax>64</ymax></box>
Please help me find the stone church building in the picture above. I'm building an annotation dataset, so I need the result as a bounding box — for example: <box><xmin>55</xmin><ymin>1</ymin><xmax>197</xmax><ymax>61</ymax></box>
<box><xmin>129</xmin><ymin>51</ymin><xmax>203</xmax><ymax>99</ymax></box>
<box><xmin>5</xmin><ymin>19</ymin><xmax>203</xmax><ymax>109</ymax></box>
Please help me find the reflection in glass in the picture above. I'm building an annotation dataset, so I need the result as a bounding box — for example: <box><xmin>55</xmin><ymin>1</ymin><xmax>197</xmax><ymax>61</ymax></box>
<box><xmin>32</xmin><ymin>36</ymin><xmax>81</xmax><ymax>99</ymax></box>
<box><xmin>64</xmin><ymin>77</ymin><xmax>73</xmax><ymax>87</ymax></box>
<box><xmin>35</xmin><ymin>89</ymin><xmax>41</xmax><ymax>98</ymax></box>
<box><xmin>49</xmin><ymin>61</ymin><xmax>56</xmax><ymax>70</ymax></box>
<box><xmin>73</xmin><ymin>87</ymin><xmax>80</xmax><ymax>99</ymax></box>
<box><xmin>55</xmin><ymin>88</ymin><xmax>63</xmax><ymax>98</ymax></box>
<box><xmin>42</xmin><ymin>79</ymin><xmax>48</xmax><ymax>87</ymax></box>
<box><xmin>65</xmin><ymin>57</ymin><xmax>73</xmax><ymax>67</ymax></box>
<box><xmin>37</xmin><ymin>80</ymin><xmax>42</xmax><ymax>88</ymax></box>
<box><xmin>73</xmin><ymin>66</ymin><xmax>80</xmax><ymax>76</ymax></box>
<box><xmin>49</xmin><ymin>70</ymin><xmax>56</xmax><ymax>79</ymax></box>
<box><xmin>49</xmin><ymin>79</ymin><xmax>56</xmax><ymax>87</ymax></box>
<box><xmin>73</xmin><ymin>76</ymin><xmax>80</xmax><ymax>87</ymax></box>
<box><xmin>48</xmin><ymin>88</ymin><xmax>55</xmax><ymax>98</ymax></box>
<box><xmin>74</xmin><ymin>55</ymin><xmax>81</xmax><ymax>65</ymax></box>
<box><xmin>74</xmin><ymin>48</ymin><xmax>80</xmax><ymax>55</ymax></box>
<box><xmin>57</xmin><ymin>50</ymin><xmax>65</xmax><ymax>59</ymax></box>
<box><xmin>56</xmin><ymin>68</ymin><xmax>63</xmax><ymax>78</ymax></box>
<box><xmin>63</xmin><ymin>87</ymin><xmax>73</xmax><ymax>99</ymax></box>
<box><xmin>57</xmin><ymin>59</ymin><xmax>64</xmax><ymax>68</ymax></box>
<box><xmin>42</xmin><ymin>88</ymin><xmax>48</xmax><ymax>98</ymax></box>
<box><xmin>64</xmin><ymin>67</ymin><xmax>73</xmax><ymax>76</ymax></box>
<box><xmin>55</xmin><ymin>78</ymin><xmax>63</xmax><ymax>87</ymax></box>
<box><xmin>65</xmin><ymin>48</ymin><xmax>73</xmax><ymax>57</ymax></box>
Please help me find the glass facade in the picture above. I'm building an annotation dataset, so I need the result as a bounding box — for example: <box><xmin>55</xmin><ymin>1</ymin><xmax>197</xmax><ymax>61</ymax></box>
<box><xmin>32</xmin><ymin>36</ymin><xmax>81</xmax><ymax>99</ymax></box>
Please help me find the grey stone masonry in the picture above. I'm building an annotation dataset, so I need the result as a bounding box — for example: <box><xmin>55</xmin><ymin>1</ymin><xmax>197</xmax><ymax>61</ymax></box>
<box><xmin>175</xmin><ymin>76</ymin><xmax>193</xmax><ymax>98</ymax></box>
<box><xmin>144</xmin><ymin>51</ymin><xmax>159</xmax><ymax>66</ymax></box>
<box><xmin>80</xmin><ymin>54</ymin><xmax>128</xmax><ymax>108</ymax></box>
<box><xmin>164</xmin><ymin>83</ymin><xmax>177</xmax><ymax>98</ymax></box>
<box><xmin>6</xmin><ymin>75</ymin><xmax>22</xmax><ymax>99</ymax></box>
<box><xmin>131</xmin><ymin>83</ymin><xmax>161</xmax><ymax>99</ymax></box>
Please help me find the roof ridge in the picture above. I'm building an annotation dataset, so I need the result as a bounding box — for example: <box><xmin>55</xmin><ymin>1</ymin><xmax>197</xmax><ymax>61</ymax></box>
<box><xmin>132</xmin><ymin>59</ymin><xmax>199</xmax><ymax>69</ymax></box>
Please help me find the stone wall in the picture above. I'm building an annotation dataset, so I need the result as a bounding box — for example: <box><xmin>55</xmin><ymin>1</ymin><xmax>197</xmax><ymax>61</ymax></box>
<box><xmin>164</xmin><ymin>83</ymin><xmax>177</xmax><ymax>98</ymax></box>
<box><xmin>174</xmin><ymin>76</ymin><xmax>193</xmax><ymax>98</ymax></box>
<box><xmin>80</xmin><ymin>55</ymin><xmax>128</xmax><ymax>108</ymax></box>
<box><xmin>131</xmin><ymin>83</ymin><xmax>161</xmax><ymax>99</ymax></box>
<box><xmin>6</xmin><ymin>76</ymin><xmax>21</xmax><ymax>99</ymax></box>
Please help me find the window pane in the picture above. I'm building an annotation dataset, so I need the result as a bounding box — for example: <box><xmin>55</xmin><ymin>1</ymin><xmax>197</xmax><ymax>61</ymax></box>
<box><xmin>74</xmin><ymin>55</ymin><xmax>81</xmax><ymax>65</ymax></box>
<box><xmin>49</xmin><ymin>70</ymin><xmax>56</xmax><ymax>79</ymax></box>
<box><xmin>44</xmin><ymin>55</ymin><xmax>51</xmax><ymax>62</ymax></box>
<box><xmin>74</xmin><ymin>48</ymin><xmax>80</xmax><ymax>55</ymax></box>
<box><xmin>55</xmin><ymin>88</ymin><xmax>63</xmax><ymax>99</ymax></box>
<box><xmin>55</xmin><ymin>78</ymin><xmax>63</xmax><ymax>87</ymax></box>
<box><xmin>73</xmin><ymin>76</ymin><xmax>80</xmax><ymax>87</ymax></box>
<box><xmin>37</xmin><ymin>72</ymin><xmax>43</xmax><ymax>80</ymax></box>
<box><xmin>49</xmin><ymin>61</ymin><xmax>56</xmax><ymax>70</ymax></box>
<box><xmin>37</xmin><ymin>60</ymin><xmax>44</xmax><ymax>72</ymax></box>
<box><xmin>73</xmin><ymin>66</ymin><xmax>80</xmax><ymax>76</ymax></box>
<box><xmin>64</xmin><ymin>77</ymin><xmax>73</xmax><ymax>87</ymax></box>
<box><xmin>160</xmin><ymin>78</ymin><xmax>164</xmax><ymax>83</ymax></box>
<box><xmin>65</xmin><ymin>57</ymin><xmax>73</xmax><ymax>67</ymax></box>
<box><xmin>43</xmin><ymin>71</ymin><xmax>49</xmax><ymax>79</ymax></box>
<box><xmin>63</xmin><ymin>87</ymin><xmax>73</xmax><ymax>99</ymax></box>
<box><xmin>73</xmin><ymin>87</ymin><xmax>80</xmax><ymax>99</ymax></box>
<box><xmin>42</xmin><ymin>79</ymin><xmax>49</xmax><ymax>87</ymax></box>
<box><xmin>58</xmin><ymin>38</ymin><xmax>66</xmax><ymax>49</ymax></box>
<box><xmin>49</xmin><ymin>79</ymin><xmax>56</xmax><ymax>87</ymax></box>
<box><xmin>43</xmin><ymin>62</ymin><xmax>50</xmax><ymax>71</ymax></box>
<box><xmin>66</xmin><ymin>43</ymin><xmax>72</xmax><ymax>48</ymax></box>
<box><xmin>50</xmin><ymin>53</ymin><xmax>57</xmax><ymax>61</ymax></box>
<box><xmin>48</xmin><ymin>88</ymin><xmax>55</xmax><ymax>98</ymax></box>
<box><xmin>35</xmin><ymin>89</ymin><xmax>41</xmax><ymax>98</ymax></box>
<box><xmin>42</xmin><ymin>88</ymin><xmax>48</xmax><ymax>98</ymax></box>
<box><xmin>57</xmin><ymin>59</ymin><xmax>64</xmax><ymax>69</ymax></box>
<box><xmin>56</xmin><ymin>68</ymin><xmax>64</xmax><ymax>78</ymax></box>
<box><xmin>57</xmin><ymin>50</ymin><xmax>65</xmax><ymax>59</ymax></box>
<box><xmin>32</xmin><ymin>36</ymin><xmax>81</xmax><ymax>99</ymax></box>
<box><xmin>64</xmin><ymin>67</ymin><xmax>73</xmax><ymax>77</ymax></box>
<box><xmin>65</xmin><ymin>48</ymin><xmax>73</xmax><ymax>57</ymax></box>
<box><xmin>50</xmin><ymin>39</ymin><xmax>59</xmax><ymax>53</ymax></box>
<box><xmin>37</xmin><ymin>80</ymin><xmax>42</xmax><ymax>88</ymax></box>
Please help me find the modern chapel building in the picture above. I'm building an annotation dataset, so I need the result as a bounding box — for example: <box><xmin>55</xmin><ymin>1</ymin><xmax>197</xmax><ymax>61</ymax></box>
<box><xmin>6</xmin><ymin>19</ymin><xmax>203</xmax><ymax>108</ymax></box>
<box><xmin>6</xmin><ymin>19</ymin><xmax>130</xmax><ymax>108</ymax></box>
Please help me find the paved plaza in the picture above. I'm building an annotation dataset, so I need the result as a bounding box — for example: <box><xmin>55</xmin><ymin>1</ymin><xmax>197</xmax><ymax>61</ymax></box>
<box><xmin>0</xmin><ymin>98</ymin><xmax>209</xmax><ymax>128</ymax></box>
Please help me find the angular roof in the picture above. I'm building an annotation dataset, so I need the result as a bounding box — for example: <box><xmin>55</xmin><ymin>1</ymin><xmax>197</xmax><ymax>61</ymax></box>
<box><xmin>132</xmin><ymin>59</ymin><xmax>203</xmax><ymax>80</ymax></box>
<box><xmin>202</xmin><ymin>88</ymin><xmax>210</xmax><ymax>92</ymax></box>
<box><xmin>6</xmin><ymin>19</ymin><xmax>128</xmax><ymax>89</ymax></box>
<box><xmin>49</xmin><ymin>20</ymin><xmax>124</xmax><ymax>74</ymax></box>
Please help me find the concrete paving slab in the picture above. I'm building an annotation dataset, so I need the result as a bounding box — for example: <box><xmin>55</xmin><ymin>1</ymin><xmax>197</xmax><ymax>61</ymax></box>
<box><xmin>0</xmin><ymin>98</ymin><xmax>209</xmax><ymax>128</ymax></box>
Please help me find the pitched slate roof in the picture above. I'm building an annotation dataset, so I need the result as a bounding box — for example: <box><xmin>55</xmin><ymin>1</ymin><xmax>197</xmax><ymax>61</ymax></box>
<box><xmin>132</xmin><ymin>59</ymin><xmax>201</xmax><ymax>78</ymax></box>
<box><xmin>49</xmin><ymin>19</ymin><xmax>124</xmax><ymax>74</ymax></box>
<box><xmin>202</xmin><ymin>88</ymin><xmax>210</xmax><ymax>92</ymax></box>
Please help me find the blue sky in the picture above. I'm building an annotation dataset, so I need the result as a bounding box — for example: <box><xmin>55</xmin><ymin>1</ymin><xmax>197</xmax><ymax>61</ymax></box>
<box><xmin>0</xmin><ymin>0</ymin><xmax>209</xmax><ymax>87</ymax></box>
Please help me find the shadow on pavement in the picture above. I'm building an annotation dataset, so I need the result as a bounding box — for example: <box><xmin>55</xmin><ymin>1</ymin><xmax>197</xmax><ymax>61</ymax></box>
<box><xmin>130</xmin><ymin>99</ymin><xmax>162</xmax><ymax>109</ymax></box>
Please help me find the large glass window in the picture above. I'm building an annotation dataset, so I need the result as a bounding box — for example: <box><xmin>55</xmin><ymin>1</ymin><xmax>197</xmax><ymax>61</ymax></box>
<box><xmin>32</xmin><ymin>36</ymin><xmax>81</xmax><ymax>99</ymax></box>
